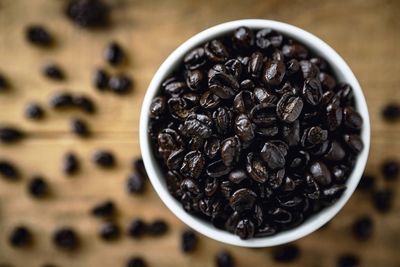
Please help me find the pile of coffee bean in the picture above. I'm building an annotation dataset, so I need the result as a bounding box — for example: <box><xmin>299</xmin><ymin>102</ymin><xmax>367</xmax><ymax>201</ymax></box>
<box><xmin>148</xmin><ymin>27</ymin><xmax>365</xmax><ymax>239</ymax></box>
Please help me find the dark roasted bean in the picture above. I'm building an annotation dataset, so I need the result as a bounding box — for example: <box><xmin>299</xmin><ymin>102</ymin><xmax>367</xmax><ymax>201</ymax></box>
<box><xmin>221</xmin><ymin>136</ymin><xmax>241</xmax><ymax>167</ymax></box>
<box><xmin>337</xmin><ymin>254</ymin><xmax>360</xmax><ymax>267</ymax></box>
<box><xmin>310</xmin><ymin>161</ymin><xmax>332</xmax><ymax>186</ymax></box>
<box><xmin>263</xmin><ymin>60</ymin><xmax>285</xmax><ymax>86</ymax></box>
<box><xmin>93</xmin><ymin>68</ymin><xmax>109</xmax><ymax>90</ymax></box>
<box><xmin>282</xmin><ymin>43</ymin><xmax>308</xmax><ymax>59</ymax></box>
<box><xmin>233</xmin><ymin>27</ymin><xmax>254</xmax><ymax>49</ymax></box>
<box><xmin>71</xmin><ymin>118</ymin><xmax>90</xmax><ymax>137</ymax></box>
<box><xmin>73</xmin><ymin>95</ymin><xmax>96</xmax><ymax>113</ymax></box>
<box><xmin>0</xmin><ymin>160</ymin><xmax>19</xmax><ymax>180</ymax></box>
<box><xmin>381</xmin><ymin>159</ymin><xmax>399</xmax><ymax>180</ymax></box>
<box><xmin>49</xmin><ymin>92</ymin><xmax>74</xmax><ymax>109</ymax></box>
<box><xmin>42</xmin><ymin>64</ymin><xmax>64</xmax><ymax>80</ymax></box>
<box><xmin>65</xmin><ymin>0</ymin><xmax>110</xmax><ymax>28</ymax></box>
<box><xmin>0</xmin><ymin>127</ymin><xmax>24</xmax><ymax>143</ymax></box>
<box><xmin>126</xmin><ymin>257</ymin><xmax>147</xmax><ymax>267</ymax></box>
<box><xmin>373</xmin><ymin>188</ymin><xmax>394</xmax><ymax>213</ymax></box>
<box><xmin>25</xmin><ymin>25</ymin><xmax>52</xmax><ymax>46</ymax></box>
<box><xmin>25</xmin><ymin>102</ymin><xmax>45</xmax><ymax>120</ymax></box>
<box><xmin>277</xmin><ymin>94</ymin><xmax>303</xmax><ymax>122</ymax></box>
<box><xmin>302</xmin><ymin>78</ymin><xmax>322</xmax><ymax>106</ymax></box>
<box><xmin>109</xmin><ymin>74</ymin><xmax>133</xmax><ymax>94</ymax></box>
<box><xmin>343</xmin><ymin>134</ymin><xmax>364</xmax><ymax>153</ymax></box>
<box><xmin>352</xmin><ymin>215</ymin><xmax>373</xmax><ymax>241</ymax></box>
<box><xmin>272</xmin><ymin>244</ymin><xmax>300</xmax><ymax>262</ymax></box>
<box><xmin>343</xmin><ymin>107</ymin><xmax>363</xmax><ymax>129</ymax></box>
<box><xmin>53</xmin><ymin>227</ymin><xmax>79</xmax><ymax>250</ymax></box>
<box><xmin>92</xmin><ymin>150</ymin><xmax>115</xmax><ymax>167</ymax></box>
<box><xmin>181</xmin><ymin>229</ymin><xmax>198</xmax><ymax>253</ymax></box>
<box><xmin>99</xmin><ymin>222</ymin><xmax>120</xmax><ymax>241</ymax></box>
<box><xmin>126</xmin><ymin>173</ymin><xmax>146</xmax><ymax>194</ymax></box>
<box><xmin>357</xmin><ymin>174</ymin><xmax>375</xmax><ymax>191</ymax></box>
<box><xmin>63</xmin><ymin>152</ymin><xmax>79</xmax><ymax>175</ymax></box>
<box><xmin>147</xmin><ymin>219</ymin><xmax>168</xmax><ymax>236</ymax></box>
<box><xmin>0</xmin><ymin>73</ymin><xmax>9</xmax><ymax>91</ymax></box>
<box><xmin>205</xmin><ymin>40</ymin><xmax>229</xmax><ymax>62</ymax></box>
<box><xmin>91</xmin><ymin>200</ymin><xmax>115</xmax><ymax>218</ymax></box>
<box><xmin>104</xmin><ymin>42</ymin><xmax>124</xmax><ymax>65</ymax></box>
<box><xmin>382</xmin><ymin>103</ymin><xmax>400</xmax><ymax>121</ymax></box>
<box><xmin>9</xmin><ymin>226</ymin><xmax>32</xmax><ymax>248</ymax></box>
<box><xmin>127</xmin><ymin>218</ymin><xmax>146</xmax><ymax>238</ymax></box>
<box><xmin>28</xmin><ymin>176</ymin><xmax>48</xmax><ymax>198</ymax></box>
<box><xmin>184</xmin><ymin>48</ymin><xmax>206</xmax><ymax>70</ymax></box>
<box><xmin>216</xmin><ymin>251</ymin><xmax>235</xmax><ymax>267</ymax></box>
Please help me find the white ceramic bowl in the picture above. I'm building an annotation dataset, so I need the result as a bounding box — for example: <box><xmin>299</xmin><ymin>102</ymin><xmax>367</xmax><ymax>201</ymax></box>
<box><xmin>140</xmin><ymin>19</ymin><xmax>370</xmax><ymax>247</ymax></box>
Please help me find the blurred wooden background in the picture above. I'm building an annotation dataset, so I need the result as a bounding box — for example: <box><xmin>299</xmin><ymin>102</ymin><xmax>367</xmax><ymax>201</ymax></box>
<box><xmin>0</xmin><ymin>0</ymin><xmax>399</xmax><ymax>266</ymax></box>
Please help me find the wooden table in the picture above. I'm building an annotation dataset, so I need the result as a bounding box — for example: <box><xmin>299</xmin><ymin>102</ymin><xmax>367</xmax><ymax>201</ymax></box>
<box><xmin>0</xmin><ymin>0</ymin><xmax>399</xmax><ymax>266</ymax></box>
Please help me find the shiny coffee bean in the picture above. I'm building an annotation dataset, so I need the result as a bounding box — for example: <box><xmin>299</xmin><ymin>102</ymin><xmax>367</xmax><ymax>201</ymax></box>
<box><xmin>109</xmin><ymin>74</ymin><xmax>133</xmax><ymax>94</ymax></box>
<box><xmin>25</xmin><ymin>102</ymin><xmax>45</xmax><ymax>120</ymax></box>
<box><xmin>104</xmin><ymin>42</ymin><xmax>124</xmax><ymax>65</ymax></box>
<box><xmin>93</xmin><ymin>69</ymin><xmax>109</xmax><ymax>91</ymax></box>
<box><xmin>126</xmin><ymin>173</ymin><xmax>146</xmax><ymax>194</ymax></box>
<box><xmin>70</xmin><ymin>118</ymin><xmax>90</xmax><ymax>137</ymax></box>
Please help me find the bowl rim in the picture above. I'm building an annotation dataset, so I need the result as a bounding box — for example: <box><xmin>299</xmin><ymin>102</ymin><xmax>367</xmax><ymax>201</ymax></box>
<box><xmin>139</xmin><ymin>19</ymin><xmax>370</xmax><ymax>247</ymax></box>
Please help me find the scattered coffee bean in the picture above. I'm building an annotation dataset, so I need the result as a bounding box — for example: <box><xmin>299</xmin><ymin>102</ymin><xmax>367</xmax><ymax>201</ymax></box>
<box><xmin>91</xmin><ymin>200</ymin><xmax>115</xmax><ymax>218</ymax></box>
<box><xmin>382</xmin><ymin>103</ymin><xmax>400</xmax><ymax>121</ymax></box>
<box><xmin>0</xmin><ymin>127</ymin><xmax>24</xmax><ymax>143</ymax></box>
<box><xmin>149</xmin><ymin>27</ymin><xmax>364</xmax><ymax>238</ymax></box>
<box><xmin>216</xmin><ymin>251</ymin><xmax>235</xmax><ymax>267</ymax></box>
<box><xmin>337</xmin><ymin>253</ymin><xmax>360</xmax><ymax>267</ymax></box>
<box><xmin>352</xmin><ymin>215</ymin><xmax>373</xmax><ymax>241</ymax></box>
<box><xmin>53</xmin><ymin>227</ymin><xmax>79</xmax><ymax>250</ymax></box>
<box><xmin>71</xmin><ymin>117</ymin><xmax>90</xmax><ymax>137</ymax></box>
<box><xmin>0</xmin><ymin>160</ymin><xmax>19</xmax><ymax>180</ymax></box>
<box><xmin>109</xmin><ymin>74</ymin><xmax>133</xmax><ymax>94</ymax></box>
<box><xmin>181</xmin><ymin>229</ymin><xmax>198</xmax><ymax>253</ymax></box>
<box><xmin>25</xmin><ymin>25</ymin><xmax>52</xmax><ymax>46</ymax></box>
<box><xmin>25</xmin><ymin>102</ymin><xmax>45</xmax><ymax>120</ymax></box>
<box><xmin>126</xmin><ymin>257</ymin><xmax>147</xmax><ymax>267</ymax></box>
<box><xmin>65</xmin><ymin>0</ymin><xmax>110</xmax><ymax>28</ymax></box>
<box><xmin>49</xmin><ymin>92</ymin><xmax>74</xmax><ymax>109</ymax></box>
<box><xmin>381</xmin><ymin>159</ymin><xmax>399</xmax><ymax>180</ymax></box>
<box><xmin>93</xmin><ymin>68</ymin><xmax>109</xmax><ymax>91</ymax></box>
<box><xmin>127</xmin><ymin>218</ymin><xmax>146</xmax><ymax>238</ymax></box>
<box><xmin>105</xmin><ymin>42</ymin><xmax>124</xmax><ymax>65</ymax></box>
<box><xmin>373</xmin><ymin>188</ymin><xmax>394</xmax><ymax>213</ymax></box>
<box><xmin>132</xmin><ymin>158</ymin><xmax>147</xmax><ymax>178</ymax></box>
<box><xmin>99</xmin><ymin>222</ymin><xmax>120</xmax><ymax>241</ymax></box>
<box><xmin>147</xmin><ymin>219</ymin><xmax>168</xmax><ymax>236</ymax></box>
<box><xmin>63</xmin><ymin>152</ymin><xmax>80</xmax><ymax>175</ymax></box>
<box><xmin>73</xmin><ymin>95</ymin><xmax>96</xmax><ymax>114</ymax></box>
<box><xmin>126</xmin><ymin>173</ymin><xmax>146</xmax><ymax>194</ymax></box>
<box><xmin>42</xmin><ymin>64</ymin><xmax>64</xmax><ymax>80</ymax></box>
<box><xmin>28</xmin><ymin>176</ymin><xmax>48</xmax><ymax>198</ymax></box>
<box><xmin>9</xmin><ymin>226</ymin><xmax>32</xmax><ymax>248</ymax></box>
<box><xmin>357</xmin><ymin>174</ymin><xmax>375</xmax><ymax>191</ymax></box>
<box><xmin>0</xmin><ymin>73</ymin><xmax>9</xmax><ymax>91</ymax></box>
<box><xmin>272</xmin><ymin>244</ymin><xmax>300</xmax><ymax>262</ymax></box>
<box><xmin>92</xmin><ymin>150</ymin><xmax>115</xmax><ymax>168</ymax></box>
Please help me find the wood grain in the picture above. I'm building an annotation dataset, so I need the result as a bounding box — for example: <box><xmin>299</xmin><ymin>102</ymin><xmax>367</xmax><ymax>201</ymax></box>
<box><xmin>0</xmin><ymin>0</ymin><xmax>399</xmax><ymax>266</ymax></box>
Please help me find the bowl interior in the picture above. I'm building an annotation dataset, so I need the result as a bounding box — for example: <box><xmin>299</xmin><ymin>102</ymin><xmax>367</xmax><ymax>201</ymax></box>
<box><xmin>139</xmin><ymin>19</ymin><xmax>370</xmax><ymax>247</ymax></box>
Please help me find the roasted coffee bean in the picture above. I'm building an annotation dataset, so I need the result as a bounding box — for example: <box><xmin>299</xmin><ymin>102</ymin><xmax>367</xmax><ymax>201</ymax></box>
<box><xmin>28</xmin><ymin>176</ymin><xmax>48</xmax><ymax>198</ymax></box>
<box><xmin>126</xmin><ymin>257</ymin><xmax>147</xmax><ymax>267</ymax></box>
<box><xmin>373</xmin><ymin>188</ymin><xmax>394</xmax><ymax>213</ymax></box>
<box><xmin>92</xmin><ymin>150</ymin><xmax>115</xmax><ymax>167</ymax></box>
<box><xmin>73</xmin><ymin>95</ymin><xmax>96</xmax><ymax>114</ymax></box>
<box><xmin>53</xmin><ymin>227</ymin><xmax>79</xmax><ymax>250</ymax></box>
<box><xmin>149</xmin><ymin>27</ymin><xmax>364</xmax><ymax>239</ymax></box>
<box><xmin>127</xmin><ymin>218</ymin><xmax>146</xmax><ymax>238</ymax></box>
<box><xmin>126</xmin><ymin>173</ymin><xmax>146</xmax><ymax>194</ymax></box>
<box><xmin>25</xmin><ymin>25</ymin><xmax>52</xmax><ymax>46</ymax></box>
<box><xmin>42</xmin><ymin>64</ymin><xmax>64</xmax><ymax>80</ymax></box>
<box><xmin>99</xmin><ymin>222</ymin><xmax>120</xmax><ymax>241</ymax></box>
<box><xmin>0</xmin><ymin>160</ymin><xmax>19</xmax><ymax>180</ymax></box>
<box><xmin>109</xmin><ymin>74</ymin><xmax>132</xmax><ymax>94</ymax></box>
<box><xmin>381</xmin><ymin>159</ymin><xmax>399</xmax><ymax>180</ymax></box>
<box><xmin>382</xmin><ymin>103</ymin><xmax>400</xmax><ymax>121</ymax></box>
<box><xmin>216</xmin><ymin>251</ymin><xmax>235</xmax><ymax>267</ymax></box>
<box><xmin>65</xmin><ymin>0</ymin><xmax>110</xmax><ymax>28</ymax></box>
<box><xmin>63</xmin><ymin>152</ymin><xmax>79</xmax><ymax>175</ymax></box>
<box><xmin>71</xmin><ymin>118</ymin><xmax>90</xmax><ymax>137</ymax></box>
<box><xmin>132</xmin><ymin>158</ymin><xmax>147</xmax><ymax>178</ymax></box>
<box><xmin>104</xmin><ymin>42</ymin><xmax>124</xmax><ymax>65</ymax></box>
<box><xmin>25</xmin><ymin>102</ymin><xmax>45</xmax><ymax>120</ymax></box>
<box><xmin>147</xmin><ymin>219</ymin><xmax>168</xmax><ymax>236</ymax></box>
<box><xmin>0</xmin><ymin>127</ymin><xmax>24</xmax><ymax>143</ymax></box>
<box><xmin>357</xmin><ymin>174</ymin><xmax>375</xmax><ymax>191</ymax></box>
<box><xmin>272</xmin><ymin>244</ymin><xmax>300</xmax><ymax>262</ymax></box>
<box><xmin>352</xmin><ymin>215</ymin><xmax>373</xmax><ymax>241</ymax></box>
<box><xmin>49</xmin><ymin>92</ymin><xmax>74</xmax><ymax>109</ymax></box>
<box><xmin>181</xmin><ymin>229</ymin><xmax>198</xmax><ymax>253</ymax></box>
<box><xmin>9</xmin><ymin>226</ymin><xmax>32</xmax><ymax>248</ymax></box>
<box><xmin>93</xmin><ymin>68</ymin><xmax>109</xmax><ymax>90</ymax></box>
<box><xmin>0</xmin><ymin>73</ymin><xmax>9</xmax><ymax>91</ymax></box>
<box><xmin>337</xmin><ymin>254</ymin><xmax>360</xmax><ymax>267</ymax></box>
<box><xmin>91</xmin><ymin>200</ymin><xmax>115</xmax><ymax>218</ymax></box>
